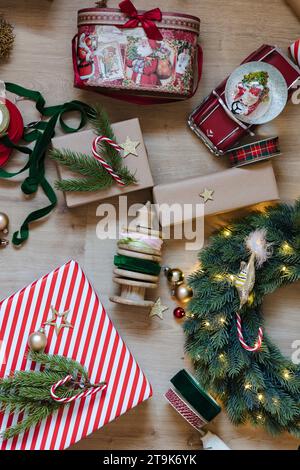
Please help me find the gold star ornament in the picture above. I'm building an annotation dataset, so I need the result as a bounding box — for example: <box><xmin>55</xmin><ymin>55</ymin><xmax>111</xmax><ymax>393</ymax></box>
<box><xmin>45</xmin><ymin>306</ymin><xmax>74</xmax><ymax>336</ymax></box>
<box><xmin>149</xmin><ymin>298</ymin><xmax>168</xmax><ymax>320</ymax></box>
<box><xmin>199</xmin><ymin>188</ymin><xmax>214</xmax><ymax>203</ymax></box>
<box><xmin>120</xmin><ymin>136</ymin><xmax>140</xmax><ymax>158</ymax></box>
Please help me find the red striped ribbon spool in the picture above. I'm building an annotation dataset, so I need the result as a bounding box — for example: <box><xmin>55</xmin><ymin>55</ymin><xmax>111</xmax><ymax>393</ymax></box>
<box><xmin>236</xmin><ymin>311</ymin><xmax>263</xmax><ymax>352</ymax></box>
<box><xmin>50</xmin><ymin>374</ymin><xmax>107</xmax><ymax>404</ymax></box>
<box><xmin>165</xmin><ymin>388</ymin><xmax>207</xmax><ymax>431</ymax></box>
<box><xmin>289</xmin><ymin>39</ymin><xmax>300</xmax><ymax>68</ymax></box>
<box><xmin>92</xmin><ymin>135</ymin><xmax>125</xmax><ymax>186</ymax></box>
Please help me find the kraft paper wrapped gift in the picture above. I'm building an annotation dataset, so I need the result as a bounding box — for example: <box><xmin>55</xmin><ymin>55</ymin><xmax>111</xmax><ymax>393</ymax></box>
<box><xmin>153</xmin><ymin>162</ymin><xmax>279</xmax><ymax>227</ymax></box>
<box><xmin>51</xmin><ymin>118</ymin><xmax>153</xmax><ymax>208</ymax></box>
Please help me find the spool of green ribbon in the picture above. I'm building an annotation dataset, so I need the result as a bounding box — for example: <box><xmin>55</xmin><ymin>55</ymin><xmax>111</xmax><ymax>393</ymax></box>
<box><xmin>114</xmin><ymin>254</ymin><xmax>161</xmax><ymax>276</ymax></box>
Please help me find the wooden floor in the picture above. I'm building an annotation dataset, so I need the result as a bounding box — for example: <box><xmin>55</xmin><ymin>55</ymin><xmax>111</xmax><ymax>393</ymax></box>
<box><xmin>1</xmin><ymin>0</ymin><xmax>300</xmax><ymax>451</ymax></box>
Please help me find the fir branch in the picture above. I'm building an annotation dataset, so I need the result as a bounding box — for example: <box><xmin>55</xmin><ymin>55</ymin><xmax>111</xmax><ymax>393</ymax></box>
<box><xmin>0</xmin><ymin>352</ymin><xmax>94</xmax><ymax>440</ymax></box>
<box><xmin>50</xmin><ymin>106</ymin><xmax>137</xmax><ymax>193</ymax></box>
<box><xmin>28</xmin><ymin>351</ymin><xmax>90</xmax><ymax>381</ymax></box>
<box><xmin>50</xmin><ymin>149</ymin><xmax>108</xmax><ymax>179</ymax></box>
<box><xmin>89</xmin><ymin>105</ymin><xmax>120</xmax><ymax>167</ymax></box>
<box><xmin>2</xmin><ymin>405</ymin><xmax>55</xmax><ymax>441</ymax></box>
<box><xmin>55</xmin><ymin>177</ymin><xmax>113</xmax><ymax>192</ymax></box>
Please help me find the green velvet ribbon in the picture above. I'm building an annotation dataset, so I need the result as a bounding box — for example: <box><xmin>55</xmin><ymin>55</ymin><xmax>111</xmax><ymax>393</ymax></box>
<box><xmin>114</xmin><ymin>254</ymin><xmax>161</xmax><ymax>276</ymax></box>
<box><xmin>0</xmin><ymin>82</ymin><xmax>93</xmax><ymax>246</ymax></box>
<box><xmin>171</xmin><ymin>369</ymin><xmax>221</xmax><ymax>422</ymax></box>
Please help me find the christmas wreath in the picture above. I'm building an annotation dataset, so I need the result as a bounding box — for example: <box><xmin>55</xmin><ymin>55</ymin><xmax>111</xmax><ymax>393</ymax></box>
<box><xmin>184</xmin><ymin>201</ymin><xmax>300</xmax><ymax>436</ymax></box>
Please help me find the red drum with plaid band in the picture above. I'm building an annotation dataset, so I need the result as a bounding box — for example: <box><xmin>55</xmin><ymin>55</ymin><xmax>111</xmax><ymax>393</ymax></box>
<box><xmin>227</xmin><ymin>137</ymin><xmax>280</xmax><ymax>167</ymax></box>
<box><xmin>0</xmin><ymin>260</ymin><xmax>152</xmax><ymax>450</ymax></box>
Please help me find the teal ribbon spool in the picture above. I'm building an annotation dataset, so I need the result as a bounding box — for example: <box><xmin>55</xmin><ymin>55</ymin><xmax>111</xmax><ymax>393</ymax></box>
<box><xmin>171</xmin><ymin>369</ymin><xmax>221</xmax><ymax>422</ymax></box>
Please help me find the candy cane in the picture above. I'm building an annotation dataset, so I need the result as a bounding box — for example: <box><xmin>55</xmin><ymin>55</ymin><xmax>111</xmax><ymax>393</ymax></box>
<box><xmin>289</xmin><ymin>39</ymin><xmax>300</xmax><ymax>68</ymax></box>
<box><xmin>50</xmin><ymin>374</ymin><xmax>107</xmax><ymax>404</ymax></box>
<box><xmin>92</xmin><ymin>135</ymin><xmax>125</xmax><ymax>186</ymax></box>
<box><xmin>236</xmin><ymin>311</ymin><xmax>263</xmax><ymax>352</ymax></box>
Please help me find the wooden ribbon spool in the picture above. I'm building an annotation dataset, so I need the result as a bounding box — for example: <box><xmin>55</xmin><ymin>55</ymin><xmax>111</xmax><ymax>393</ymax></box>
<box><xmin>110</xmin><ymin>202</ymin><xmax>162</xmax><ymax>308</ymax></box>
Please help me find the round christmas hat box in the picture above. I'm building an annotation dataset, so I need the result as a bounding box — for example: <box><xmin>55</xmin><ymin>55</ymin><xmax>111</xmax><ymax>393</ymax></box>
<box><xmin>225</xmin><ymin>61</ymin><xmax>288</xmax><ymax>125</ymax></box>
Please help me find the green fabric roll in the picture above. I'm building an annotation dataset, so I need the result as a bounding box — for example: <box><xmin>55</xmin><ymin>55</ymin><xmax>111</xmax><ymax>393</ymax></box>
<box><xmin>114</xmin><ymin>255</ymin><xmax>161</xmax><ymax>276</ymax></box>
<box><xmin>171</xmin><ymin>369</ymin><xmax>221</xmax><ymax>422</ymax></box>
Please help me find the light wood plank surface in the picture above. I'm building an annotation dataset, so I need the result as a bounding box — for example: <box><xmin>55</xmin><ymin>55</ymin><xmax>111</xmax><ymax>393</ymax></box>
<box><xmin>0</xmin><ymin>0</ymin><xmax>300</xmax><ymax>450</ymax></box>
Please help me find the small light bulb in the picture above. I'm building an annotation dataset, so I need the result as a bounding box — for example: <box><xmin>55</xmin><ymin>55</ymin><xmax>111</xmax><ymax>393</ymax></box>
<box><xmin>186</xmin><ymin>313</ymin><xmax>195</xmax><ymax>319</ymax></box>
<box><xmin>283</xmin><ymin>369</ymin><xmax>291</xmax><ymax>380</ymax></box>
<box><xmin>219</xmin><ymin>316</ymin><xmax>226</xmax><ymax>325</ymax></box>
<box><xmin>244</xmin><ymin>383</ymin><xmax>252</xmax><ymax>390</ymax></box>
<box><xmin>204</xmin><ymin>320</ymin><xmax>210</xmax><ymax>328</ymax></box>
<box><xmin>281</xmin><ymin>242</ymin><xmax>293</xmax><ymax>255</ymax></box>
<box><xmin>257</xmin><ymin>393</ymin><xmax>264</xmax><ymax>402</ymax></box>
<box><xmin>222</xmin><ymin>229</ymin><xmax>232</xmax><ymax>238</ymax></box>
<box><xmin>219</xmin><ymin>353</ymin><xmax>225</xmax><ymax>361</ymax></box>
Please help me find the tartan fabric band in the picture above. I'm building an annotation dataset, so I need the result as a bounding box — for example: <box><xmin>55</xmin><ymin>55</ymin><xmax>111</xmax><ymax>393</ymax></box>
<box><xmin>227</xmin><ymin>137</ymin><xmax>280</xmax><ymax>167</ymax></box>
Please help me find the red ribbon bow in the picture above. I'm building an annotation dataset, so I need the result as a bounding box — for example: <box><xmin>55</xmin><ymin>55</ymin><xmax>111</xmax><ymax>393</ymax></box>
<box><xmin>119</xmin><ymin>0</ymin><xmax>163</xmax><ymax>41</ymax></box>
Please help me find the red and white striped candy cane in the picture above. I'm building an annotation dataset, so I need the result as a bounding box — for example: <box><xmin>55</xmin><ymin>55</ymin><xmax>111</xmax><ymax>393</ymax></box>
<box><xmin>236</xmin><ymin>311</ymin><xmax>263</xmax><ymax>352</ymax></box>
<box><xmin>289</xmin><ymin>39</ymin><xmax>300</xmax><ymax>67</ymax></box>
<box><xmin>92</xmin><ymin>135</ymin><xmax>125</xmax><ymax>186</ymax></box>
<box><xmin>50</xmin><ymin>374</ymin><xmax>107</xmax><ymax>404</ymax></box>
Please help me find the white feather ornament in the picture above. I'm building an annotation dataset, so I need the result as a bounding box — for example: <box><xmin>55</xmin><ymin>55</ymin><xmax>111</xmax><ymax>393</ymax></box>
<box><xmin>245</xmin><ymin>228</ymin><xmax>273</xmax><ymax>267</ymax></box>
<box><xmin>234</xmin><ymin>229</ymin><xmax>272</xmax><ymax>307</ymax></box>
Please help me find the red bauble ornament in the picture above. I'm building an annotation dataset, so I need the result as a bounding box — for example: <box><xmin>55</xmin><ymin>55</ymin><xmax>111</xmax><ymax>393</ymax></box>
<box><xmin>173</xmin><ymin>307</ymin><xmax>185</xmax><ymax>319</ymax></box>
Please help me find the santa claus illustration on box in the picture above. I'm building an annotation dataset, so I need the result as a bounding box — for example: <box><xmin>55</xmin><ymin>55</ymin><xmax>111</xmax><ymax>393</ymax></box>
<box><xmin>126</xmin><ymin>38</ymin><xmax>173</xmax><ymax>87</ymax></box>
<box><xmin>77</xmin><ymin>32</ymin><xmax>96</xmax><ymax>80</ymax></box>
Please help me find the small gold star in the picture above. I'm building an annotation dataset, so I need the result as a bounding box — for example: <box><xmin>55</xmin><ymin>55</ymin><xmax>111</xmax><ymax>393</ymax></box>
<box><xmin>45</xmin><ymin>306</ymin><xmax>73</xmax><ymax>336</ymax></box>
<box><xmin>149</xmin><ymin>298</ymin><xmax>168</xmax><ymax>320</ymax></box>
<box><xmin>199</xmin><ymin>188</ymin><xmax>214</xmax><ymax>203</ymax></box>
<box><xmin>120</xmin><ymin>136</ymin><xmax>140</xmax><ymax>158</ymax></box>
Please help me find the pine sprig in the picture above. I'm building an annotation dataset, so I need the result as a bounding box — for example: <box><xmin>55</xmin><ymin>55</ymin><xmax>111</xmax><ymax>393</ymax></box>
<box><xmin>2</xmin><ymin>405</ymin><xmax>56</xmax><ymax>441</ymax></box>
<box><xmin>184</xmin><ymin>201</ymin><xmax>300</xmax><ymax>437</ymax></box>
<box><xmin>51</xmin><ymin>149</ymin><xmax>108</xmax><ymax>178</ymax></box>
<box><xmin>90</xmin><ymin>105</ymin><xmax>120</xmax><ymax>168</ymax></box>
<box><xmin>28</xmin><ymin>351</ymin><xmax>90</xmax><ymax>381</ymax></box>
<box><xmin>55</xmin><ymin>177</ymin><xmax>113</xmax><ymax>193</ymax></box>
<box><xmin>50</xmin><ymin>105</ymin><xmax>137</xmax><ymax>192</ymax></box>
<box><xmin>0</xmin><ymin>352</ymin><xmax>93</xmax><ymax>440</ymax></box>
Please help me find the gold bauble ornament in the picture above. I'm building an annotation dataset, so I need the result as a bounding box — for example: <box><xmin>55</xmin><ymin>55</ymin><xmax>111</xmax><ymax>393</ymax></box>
<box><xmin>174</xmin><ymin>283</ymin><xmax>193</xmax><ymax>303</ymax></box>
<box><xmin>28</xmin><ymin>328</ymin><xmax>47</xmax><ymax>353</ymax></box>
<box><xmin>0</xmin><ymin>212</ymin><xmax>9</xmax><ymax>234</ymax></box>
<box><xmin>166</xmin><ymin>268</ymin><xmax>184</xmax><ymax>285</ymax></box>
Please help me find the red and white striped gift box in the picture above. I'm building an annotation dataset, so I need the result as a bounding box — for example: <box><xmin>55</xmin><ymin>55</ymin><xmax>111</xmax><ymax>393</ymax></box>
<box><xmin>0</xmin><ymin>260</ymin><xmax>152</xmax><ymax>450</ymax></box>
